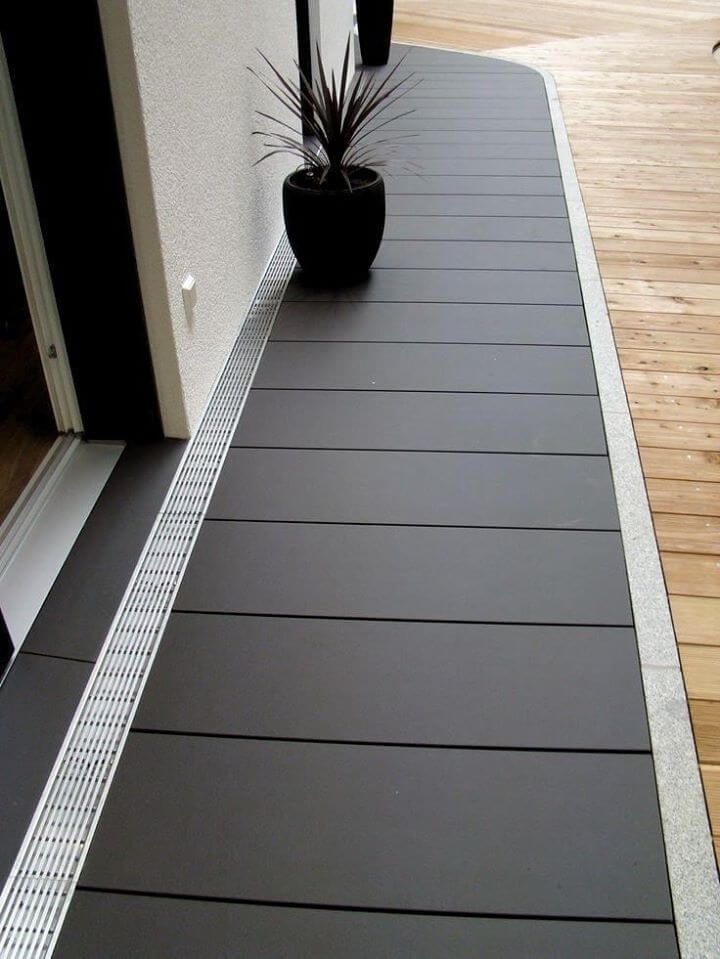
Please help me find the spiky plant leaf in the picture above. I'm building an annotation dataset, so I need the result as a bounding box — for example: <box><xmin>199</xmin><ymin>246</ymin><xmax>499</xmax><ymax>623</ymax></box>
<box><xmin>250</xmin><ymin>36</ymin><xmax>417</xmax><ymax>188</ymax></box>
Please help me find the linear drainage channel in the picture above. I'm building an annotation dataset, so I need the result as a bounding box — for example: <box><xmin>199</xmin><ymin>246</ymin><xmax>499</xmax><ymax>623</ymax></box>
<box><xmin>0</xmin><ymin>233</ymin><xmax>296</xmax><ymax>957</ymax></box>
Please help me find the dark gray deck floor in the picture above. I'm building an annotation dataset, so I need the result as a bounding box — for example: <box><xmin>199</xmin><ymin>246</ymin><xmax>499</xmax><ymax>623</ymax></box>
<box><xmin>0</xmin><ymin>440</ymin><xmax>185</xmax><ymax>888</ymax></box>
<box><xmin>56</xmin><ymin>44</ymin><xmax>678</xmax><ymax>958</ymax></box>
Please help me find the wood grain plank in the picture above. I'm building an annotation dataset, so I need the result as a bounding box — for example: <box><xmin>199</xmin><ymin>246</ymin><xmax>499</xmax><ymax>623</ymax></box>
<box><xmin>615</xmin><ymin>331</ymin><xmax>720</xmax><ymax>355</ymax></box>
<box><xmin>608</xmin><ymin>280</ymin><xmax>720</xmax><ymax>301</ymax></box>
<box><xmin>663</xmin><ymin>553</ymin><xmax>720</xmax><ymax>598</ymax></box>
<box><xmin>680</xmin><ymin>646</ymin><xmax>720</xmax><ymax>700</ymax></box>
<box><xmin>635</xmin><ymin>421</ymin><xmax>720</xmax><ymax>451</ymax></box>
<box><xmin>630</xmin><ymin>395</ymin><xmax>720</xmax><ymax>424</ymax></box>
<box><xmin>585</xmin><ymin>190</ymin><xmax>720</xmax><ymax>213</ymax></box>
<box><xmin>620</xmin><ymin>350</ymin><xmax>720</xmax><ymax>375</ymax></box>
<box><xmin>655</xmin><ymin>514</ymin><xmax>720</xmax><ymax>554</ymax></box>
<box><xmin>700</xmin><ymin>764</ymin><xmax>720</xmax><ymax>836</ymax></box>
<box><xmin>609</xmin><ymin>295</ymin><xmax>720</xmax><ymax>317</ymax></box>
<box><xmin>670</xmin><ymin>595</ymin><xmax>720</xmax><ymax>645</ymax></box>
<box><xmin>689</xmin><ymin>701</ymin><xmax>720</xmax><ymax>763</ymax></box>
<box><xmin>622</xmin><ymin>370</ymin><xmax>719</xmax><ymax>400</ymax></box>
<box><xmin>613</xmin><ymin>312</ymin><xmax>720</xmax><ymax>335</ymax></box>
<box><xmin>596</xmin><ymin>237</ymin><xmax>720</xmax><ymax>257</ymax></box>
<box><xmin>648</xmin><ymin>479</ymin><xmax>720</xmax><ymax>517</ymax></box>
<box><xmin>640</xmin><ymin>448</ymin><xmax>720</xmax><ymax>483</ymax></box>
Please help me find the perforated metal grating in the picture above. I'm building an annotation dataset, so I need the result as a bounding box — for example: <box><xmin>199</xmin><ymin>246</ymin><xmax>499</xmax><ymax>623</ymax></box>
<box><xmin>0</xmin><ymin>234</ymin><xmax>296</xmax><ymax>957</ymax></box>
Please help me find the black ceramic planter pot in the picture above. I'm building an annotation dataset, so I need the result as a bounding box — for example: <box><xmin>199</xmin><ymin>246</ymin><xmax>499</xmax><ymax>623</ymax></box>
<box><xmin>282</xmin><ymin>168</ymin><xmax>386</xmax><ymax>283</ymax></box>
<box><xmin>356</xmin><ymin>0</ymin><xmax>394</xmax><ymax>66</ymax></box>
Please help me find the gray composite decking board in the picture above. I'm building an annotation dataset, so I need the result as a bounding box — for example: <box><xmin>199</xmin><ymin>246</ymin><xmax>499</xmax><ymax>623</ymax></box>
<box><xmin>395</xmin><ymin>59</ymin><xmax>533</xmax><ymax>74</ymax></box>
<box><xmin>391</xmin><ymin>101</ymin><xmax>550</xmax><ymax>117</ymax></box>
<box><xmin>393</xmin><ymin>48</ymin><xmax>527</xmax><ymax>62</ymax></box>
<box><xmin>271</xmin><ymin>302</ymin><xmax>588</xmax><ymax>344</ymax></box>
<box><xmin>0</xmin><ymin>653</ymin><xmax>92</xmax><ymax>885</ymax></box>
<box><xmin>405</xmin><ymin>79</ymin><xmax>545</xmax><ymax>90</ymax></box>
<box><xmin>174</xmin><ymin>523</ymin><xmax>632</xmax><ymax>625</ymax></box>
<box><xmin>388</xmin><ymin>195</ymin><xmax>567</xmax><ymax>215</ymax></box>
<box><xmin>285</xmin><ymin>269</ymin><xmax>581</xmax><ymax>304</ymax></box>
<box><xmin>385</xmin><ymin>143</ymin><xmax>559</xmax><ymax>158</ymax></box>
<box><xmin>375</xmin><ymin>239</ymin><xmax>574</xmax><ymax>269</ymax></box>
<box><xmin>253</xmin><ymin>343</ymin><xmax>596</xmax><ymax>394</ymax></box>
<box><xmin>391</xmin><ymin>57</ymin><xmax>530</xmax><ymax>71</ymax></box>
<box><xmin>392</xmin><ymin>44</ymin><xmax>522</xmax><ymax>59</ymax></box>
<box><xmin>383</xmin><ymin>159</ymin><xmax>561</xmax><ymax>176</ymax></box>
<box><xmin>394</xmin><ymin>74</ymin><xmax>542</xmax><ymax>83</ymax></box>
<box><xmin>407</xmin><ymin>84</ymin><xmax>547</xmax><ymax>98</ymax></box>
<box><xmin>400</xmin><ymin>71</ymin><xmax>541</xmax><ymax>80</ymax></box>
<box><xmin>55</xmin><ymin>893</ymin><xmax>680</xmax><ymax>959</ymax></box>
<box><xmin>405</xmin><ymin>86</ymin><xmax>546</xmax><ymax>97</ymax></box>
<box><xmin>232</xmin><ymin>390</ymin><xmax>607</xmax><ymax>454</ymax></box>
<box><xmin>135</xmin><ymin>615</ymin><xmax>647</xmax><ymax>750</ymax></box>
<box><xmin>384</xmin><ymin>176</ymin><xmax>562</xmax><ymax>195</ymax></box>
<box><xmin>78</xmin><ymin>736</ymin><xmax>671</xmax><ymax>920</ymax></box>
<box><xmin>383</xmin><ymin>117</ymin><xmax>553</xmax><ymax>131</ymax></box>
<box><xmin>395</xmin><ymin>69</ymin><xmax>537</xmax><ymax>78</ymax></box>
<box><xmin>378</xmin><ymin>131</ymin><xmax>559</xmax><ymax>145</ymax></box>
<box><xmin>207</xmin><ymin>450</ymin><xmax>618</xmax><ymax>529</ymax></box>
<box><xmin>400</xmin><ymin>90</ymin><xmax>548</xmax><ymax>100</ymax></box>
<box><xmin>395</xmin><ymin>62</ymin><xmax>520</xmax><ymax>67</ymax></box>
<box><xmin>388</xmin><ymin>63</ymin><xmax>532</xmax><ymax>74</ymax></box>
<box><xmin>254</xmin><ymin>338</ymin><xmax>597</xmax><ymax>393</ymax></box>
<box><xmin>383</xmin><ymin>216</ymin><xmax>571</xmax><ymax>241</ymax></box>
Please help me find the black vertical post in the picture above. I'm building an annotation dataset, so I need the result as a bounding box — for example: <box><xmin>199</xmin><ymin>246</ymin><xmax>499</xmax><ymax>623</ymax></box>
<box><xmin>0</xmin><ymin>609</ymin><xmax>12</xmax><ymax>675</ymax></box>
<box><xmin>295</xmin><ymin>0</ymin><xmax>314</xmax><ymax>137</ymax></box>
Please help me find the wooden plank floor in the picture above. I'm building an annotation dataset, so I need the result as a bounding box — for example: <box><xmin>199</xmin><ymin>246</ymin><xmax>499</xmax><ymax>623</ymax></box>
<box><xmin>394</xmin><ymin>0</ymin><xmax>720</xmax><ymax>864</ymax></box>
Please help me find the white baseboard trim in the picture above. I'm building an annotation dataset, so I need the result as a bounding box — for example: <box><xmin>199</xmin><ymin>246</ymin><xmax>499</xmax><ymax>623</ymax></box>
<box><xmin>0</xmin><ymin>436</ymin><xmax>123</xmax><ymax>655</ymax></box>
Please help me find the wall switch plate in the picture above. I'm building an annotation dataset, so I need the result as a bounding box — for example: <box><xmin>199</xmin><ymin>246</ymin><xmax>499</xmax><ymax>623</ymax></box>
<box><xmin>181</xmin><ymin>273</ymin><xmax>197</xmax><ymax>313</ymax></box>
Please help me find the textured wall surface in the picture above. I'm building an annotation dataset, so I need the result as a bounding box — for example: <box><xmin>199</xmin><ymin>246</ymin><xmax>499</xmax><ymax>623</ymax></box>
<box><xmin>310</xmin><ymin>0</ymin><xmax>356</xmax><ymax>83</ymax></box>
<box><xmin>98</xmin><ymin>0</ymin><xmax>302</xmax><ymax>436</ymax></box>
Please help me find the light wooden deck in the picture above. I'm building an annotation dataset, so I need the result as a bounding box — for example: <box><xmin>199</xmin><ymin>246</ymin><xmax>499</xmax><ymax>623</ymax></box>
<box><xmin>395</xmin><ymin>0</ymin><xmax>720</xmax><ymax>863</ymax></box>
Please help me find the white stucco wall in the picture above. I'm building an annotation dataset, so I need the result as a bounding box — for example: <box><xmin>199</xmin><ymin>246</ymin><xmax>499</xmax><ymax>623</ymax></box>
<box><xmin>98</xmin><ymin>0</ymin><xmax>302</xmax><ymax>437</ymax></box>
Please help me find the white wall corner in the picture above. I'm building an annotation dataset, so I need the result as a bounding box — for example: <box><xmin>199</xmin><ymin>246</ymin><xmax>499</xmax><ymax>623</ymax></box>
<box><xmin>310</xmin><ymin>0</ymin><xmax>356</xmax><ymax>86</ymax></box>
<box><xmin>97</xmin><ymin>0</ymin><xmax>190</xmax><ymax>438</ymax></box>
<box><xmin>98</xmin><ymin>0</ymin><xmax>301</xmax><ymax>439</ymax></box>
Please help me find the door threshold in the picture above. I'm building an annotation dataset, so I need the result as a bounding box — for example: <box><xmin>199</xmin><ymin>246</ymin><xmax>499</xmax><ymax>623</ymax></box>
<box><xmin>0</xmin><ymin>435</ymin><xmax>123</xmax><ymax>664</ymax></box>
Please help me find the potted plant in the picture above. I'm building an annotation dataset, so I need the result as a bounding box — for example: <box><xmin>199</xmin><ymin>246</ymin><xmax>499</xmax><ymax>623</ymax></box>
<box><xmin>250</xmin><ymin>39</ymin><xmax>413</xmax><ymax>284</ymax></box>
<box><xmin>357</xmin><ymin>0</ymin><xmax>395</xmax><ymax>66</ymax></box>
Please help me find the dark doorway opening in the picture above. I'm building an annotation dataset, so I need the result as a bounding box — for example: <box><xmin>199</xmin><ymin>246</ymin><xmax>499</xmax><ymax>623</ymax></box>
<box><xmin>295</xmin><ymin>0</ymin><xmax>315</xmax><ymax>136</ymax></box>
<box><xmin>1</xmin><ymin>3</ymin><xmax>162</xmax><ymax>442</ymax></box>
<box><xmin>0</xmin><ymin>187</ymin><xmax>55</xmax><ymax>527</ymax></box>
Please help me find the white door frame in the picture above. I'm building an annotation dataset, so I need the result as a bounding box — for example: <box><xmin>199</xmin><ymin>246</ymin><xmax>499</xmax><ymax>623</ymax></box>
<box><xmin>0</xmin><ymin>36</ymin><xmax>83</xmax><ymax>433</ymax></box>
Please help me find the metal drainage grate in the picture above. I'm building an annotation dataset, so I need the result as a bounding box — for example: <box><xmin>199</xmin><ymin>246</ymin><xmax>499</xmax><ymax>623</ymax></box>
<box><xmin>0</xmin><ymin>233</ymin><xmax>296</xmax><ymax>957</ymax></box>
